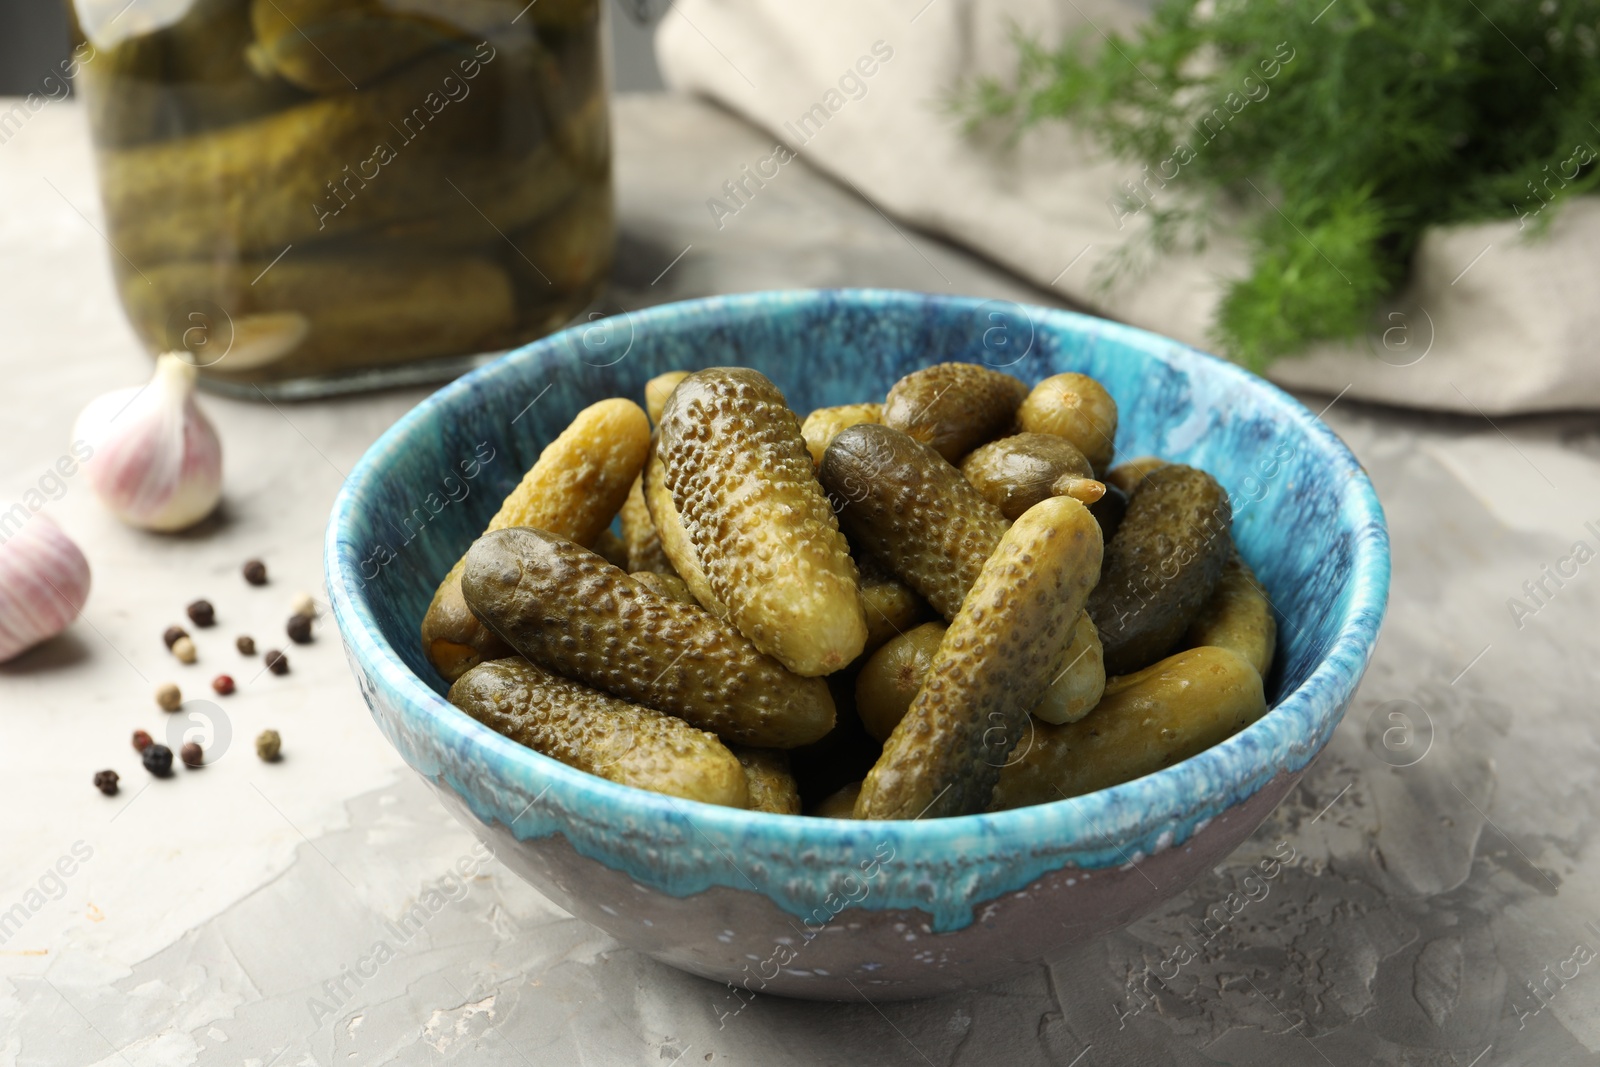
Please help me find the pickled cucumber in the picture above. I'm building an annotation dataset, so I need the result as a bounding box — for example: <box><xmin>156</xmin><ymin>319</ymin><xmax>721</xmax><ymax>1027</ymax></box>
<box><xmin>1017</xmin><ymin>372</ymin><xmax>1118</xmax><ymax>472</ymax></box>
<box><xmin>1088</xmin><ymin>465</ymin><xmax>1232</xmax><ymax>675</ymax></box>
<box><xmin>593</xmin><ymin>528</ymin><xmax>628</xmax><ymax>569</ymax></box>
<box><xmin>421</xmin><ymin>397</ymin><xmax>650</xmax><ymax>682</ymax></box>
<box><xmin>461</xmin><ymin>527</ymin><xmax>836</xmax><ymax>748</ymax></box>
<box><xmin>961</xmin><ymin>433</ymin><xmax>1098</xmax><ymax>521</ymax></box>
<box><xmin>802</xmin><ymin>403</ymin><xmax>882</xmax><ymax>467</ymax></box>
<box><xmin>732</xmin><ymin>747</ymin><xmax>803</xmax><ymax>814</ymax></box>
<box><xmin>882</xmin><ymin>362</ymin><xmax>1028</xmax><ymax>463</ymax></box>
<box><xmin>819</xmin><ymin>423</ymin><xmax>1009</xmax><ymax>621</ymax></box>
<box><xmin>1085</xmin><ymin>480</ymin><xmax>1129</xmax><ymax>541</ymax></box>
<box><xmin>620</xmin><ymin>473</ymin><xmax>673</xmax><ymax>574</ymax></box>
<box><xmin>856</xmin><ymin>496</ymin><xmax>1104</xmax><ymax>820</ymax></box>
<box><xmin>991</xmin><ymin>646</ymin><xmax>1267</xmax><ymax>808</ymax></box>
<box><xmin>659</xmin><ymin>368</ymin><xmax>867</xmax><ymax>677</ymax></box>
<box><xmin>642</xmin><ymin>449</ymin><xmax>728</xmax><ymax>617</ymax></box>
<box><xmin>857</xmin><ymin>558</ymin><xmax>935</xmax><ymax>656</ymax></box>
<box><xmin>811</xmin><ymin>781</ymin><xmax>863</xmax><ymax>819</ymax></box>
<box><xmin>1105</xmin><ymin>456</ymin><xmax>1168</xmax><ymax>497</ymax></box>
<box><xmin>449</xmin><ymin>657</ymin><xmax>748</xmax><ymax>808</ymax></box>
<box><xmin>855</xmin><ymin>622</ymin><xmax>946</xmax><ymax>743</ymax></box>
<box><xmin>644</xmin><ymin>371</ymin><xmax>690</xmax><ymax>427</ymax></box>
<box><xmin>1030</xmin><ymin>612</ymin><xmax>1106</xmax><ymax>725</ymax></box>
<box><xmin>250</xmin><ymin>0</ymin><xmax>456</xmax><ymax>94</ymax></box>
<box><xmin>1185</xmin><ymin>552</ymin><xmax>1277</xmax><ymax>678</ymax></box>
<box><xmin>631</xmin><ymin>570</ymin><xmax>696</xmax><ymax>605</ymax></box>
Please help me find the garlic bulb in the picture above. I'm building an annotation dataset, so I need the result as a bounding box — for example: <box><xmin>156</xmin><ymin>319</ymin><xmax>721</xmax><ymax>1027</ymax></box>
<box><xmin>0</xmin><ymin>514</ymin><xmax>91</xmax><ymax>662</ymax></box>
<box><xmin>74</xmin><ymin>353</ymin><xmax>223</xmax><ymax>531</ymax></box>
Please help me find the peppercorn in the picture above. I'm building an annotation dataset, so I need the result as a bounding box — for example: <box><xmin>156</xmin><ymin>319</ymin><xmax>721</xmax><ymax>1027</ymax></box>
<box><xmin>172</xmin><ymin>636</ymin><xmax>197</xmax><ymax>664</ymax></box>
<box><xmin>290</xmin><ymin>591</ymin><xmax>318</xmax><ymax>619</ymax></box>
<box><xmin>256</xmin><ymin>729</ymin><xmax>282</xmax><ymax>762</ymax></box>
<box><xmin>180</xmin><ymin>741</ymin><xmax>203</xmax><ymax>768</ymax></box>
<box><xmin>163</xmin><ymin>625</ymin><xmax>188</xmax><ymax>649</ymax></box>
<box><xmin>212</xmin><ymin>674</ymin><xmax>236</xmax><ymax>696</ymax></box>
<box><xmin>143</xmin><ymin>743</ymin><xmax>173</xmax><ymax>776</ymax></box>
<box><xmin>242</xmin><ymin>559</ymin><xmax>268</xmax><ymax>586</ymax></box>
<box><xmin>187</xmin><ymin>599</ymin><xmax>215</xmax><ymax>627</ymax></box>
<box><xmin>286</xmin><ymin>613</ymin><xmax>313</xmax><ymax>645</ymax></box>
<box><xmin>236</xmin><ymin>635</ymin><xmax>256</xmax><ymax>655</ymax></box>
<box><xmin>264</xmin><ymin>649</ymin><xmax>289</xmax><ymax>675</ymax></box>
<box><xmin>155</xmin><ymin>682</ymin><xmax>182</xmax><ymax>711</ymax></box>
<box><xmin>94</xmin><ymin>770</ymin><xmax>119</xmax><ymax>796</ymax></box>
<box><xmin>132</xmin><ymin>729</ymin><xmax>153</xmax><ymax>752</ymax></box>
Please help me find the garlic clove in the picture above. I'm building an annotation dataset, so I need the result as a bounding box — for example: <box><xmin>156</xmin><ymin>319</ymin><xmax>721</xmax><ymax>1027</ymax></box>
<box><xmin>74</xmin><ymin>353</ymin><xmax>223</xmax><ymax>532</ymax></box>
<box><xmin>0</xmin><ymin>514</ymin><xmax>92</xmax><ymax>663</ymax></box>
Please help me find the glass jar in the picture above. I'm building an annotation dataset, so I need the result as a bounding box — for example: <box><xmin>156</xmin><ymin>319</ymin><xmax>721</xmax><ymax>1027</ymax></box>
<box><xmin>67</xmin><ymin>0</ymin><xmax>613</xmax><ymax>397</ymax></box>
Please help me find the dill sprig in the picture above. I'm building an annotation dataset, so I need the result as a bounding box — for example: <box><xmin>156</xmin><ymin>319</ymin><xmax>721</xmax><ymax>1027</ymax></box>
<box><xmin>961</xmin><ymin>0</ymin><xmax>1600</xmax><ymax>369</ymax></box>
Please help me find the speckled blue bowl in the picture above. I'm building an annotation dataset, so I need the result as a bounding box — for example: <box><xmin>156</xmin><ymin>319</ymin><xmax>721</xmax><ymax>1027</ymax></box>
<box><xmin>325</xmin><ymin>289</ymin><xmax>1388</xmax><ymax>1001</ymax></box>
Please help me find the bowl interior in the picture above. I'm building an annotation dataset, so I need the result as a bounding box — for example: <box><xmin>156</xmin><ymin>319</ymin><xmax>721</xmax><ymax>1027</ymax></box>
<box><xmin>347</xmin><ymin>291</ymin><xmax>1378</xmax><ymax>714</ymax></box>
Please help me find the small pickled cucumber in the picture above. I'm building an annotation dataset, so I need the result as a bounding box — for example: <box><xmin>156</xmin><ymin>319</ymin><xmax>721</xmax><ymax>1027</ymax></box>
<box><xmin>811</xmin><ymin>781</ymin><xmax>863</xmax><ymax>819</ymax></box>
<box><xmin>505</xmin><ymin>185</ymin><xmax>614</xmax><ymax>296</ymax></box>
<box><xmin>1030</xmin><ymin>612</ymin><xmax>1106</xmax><ymax>725</ymax></box>
<box><xmin>855</xmin><ymin>621</ymin><xmax>946</xmax><ymax>742</ymax></box>
<box><xmin>1017</xmin><ymin>373</ymin><xmax>1118</xmax><ymax>472</ymax></box>
<box><xmin>421</xmin><ymin>398</ymin><xmax>650</xmax><ymax>682</ymax></box>
<box><xmin>1185</xmin><ymin>552</ymin><xmax>1277</xmax><ymax>678</ymax></box>
<box><xmin>631</xmin><ymin>570</ymin><xmax>696</xmax><ymax>605</ymax></box>
<box><xmin>857</xmin><ymin>558</ymin><xmax>935</xmax><ymax>656</ymax></box>
<box><xmin>856</xmin><ymin>496</ymin><xmax>1104</xmax><ymax>820</ymax></box>
<box><xmin>882</xmin><ymin>363</ymin><xmax>1029</xmax><ymax>463</ymax></box>
<box><xmin>991</xmin><ymin>646</ymin><xmax>1267</xmax><ymax>808</ymax></box>
<box><xmin>645</xmin><ymin>371</ymin><xmax>690</xmax><ymax>427</ymax></box>
<box><xmin>1105</xmin><ymin>456</ymin><xmax>1168</xmax><ymax>497</ymax></box>
<box><xmin>1086</xmin><ymin>480</ymin><xmax>1129</xmax><ymax>541</ymax></box>
<box><xmin>643</xmin><ymin>449</ymin><xmax>728</xmax><ymax>618</ymax></box>
<box><xmin>250</xmin><ymin>0</ymin><xmax>454</xmax><ymax>93</ymax></box>
<box><xmin>732</xmin><ymin>747</ymin><xmax>803</xmax><ymax>814</ymax></box>
<box><xmin>449</xmin><ymin>657</ymin><xmax>748</xmax><ymax>808</ymax></box>
<box><xmin>659</xmin><ymin>368</ymin><xmax>867</xmax><ymax>677</ymax></box>
<box><xmin>620</xmin><ymin>473</ymin><xmax>673</xmax><ymax>574</ymax></box>
<box><xmin>592</xmin><ymin>528</ymin><xmax>628</xmax><ymax>569</ymax></box>
<box><xmin>961</xmin><ymin>433</ymin><xmax>1098</xmax><ymax>521</ymax></box>
<box><xmin>1088</xmin><ymin>464</ymin><xmax>1233</xmax><ymax>675</ymax></box>
<box><xmin>819</xmin><ymin>423</ymin><xmax>1009</xmax><ymax>621</ymax></box>
<box><xmin>462</xmin><ymin>527</ymin><xmax>836</xmax><ymax>748</ymax></box>
<box><xmin>802</xmin><ymin>403</ymin><xmax>882</xmax><ymax>467</ymax></box>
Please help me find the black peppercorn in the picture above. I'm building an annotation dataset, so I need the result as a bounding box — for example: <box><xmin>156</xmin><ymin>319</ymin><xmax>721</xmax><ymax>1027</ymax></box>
<box><xmin>143</xmin><ymin>743</ymin><xmax>174</xmax><ymax>776</ymax></box>
<box><xmin>242</xmin><ymin>559</ymin><xmax>268</xmax><ymax>586</ymax></box>
<box><xmin>236</xmin><ymin>635</ymin><xmax>256</xmax><ymax>655</ymax></box>
<box><xmin>94</xmin><ymin>770</ymin><xmax>119</xmax><ymax>796</ymax></box>
<box><xmin>181</xmin><ymin>742</ymin><xmax>204</xmax><ymax>768</ymax></box>
<box><xmin>187</xmin><ymin>600</ymin><xmax>216</xmax><ymax>627</ymax></box>
<box><xmin>264</xmin><ymin>649</ymin><xmax>289</xmax><ymax>675</ymax></box>
<box><xmin>286</xmin><ymin>613</ymin><xmax>313</xmax><ymax>644</ymax></box>
<box><xmin>163</xmin><ymin>625</ymin><xmax>188</xmax><ymax>649</ymax></box>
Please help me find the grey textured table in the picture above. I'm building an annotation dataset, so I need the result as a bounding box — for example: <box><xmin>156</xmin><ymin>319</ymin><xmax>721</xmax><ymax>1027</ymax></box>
<box><xmin>2</xmin><ymin>93</ymin><xmax>1598</xmax><ymax>1067</ymax></box>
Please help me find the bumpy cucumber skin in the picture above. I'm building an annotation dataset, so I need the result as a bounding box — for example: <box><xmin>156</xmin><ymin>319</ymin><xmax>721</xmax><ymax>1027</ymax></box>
<box><xmin>659</xmin><ymin>368</ymin><xmax>867</xmax><ymax>677</ymax></box>
<box><xmin>802</xmin><ymin>403</ymin><xmax>883</xmax><ymax>467</ymax></box>
<box><xmin>645</xmin><ymin>371</ymin><xmax>690</xmax><ymax>427</ymax></box>
<box><xmin>882</xmin><ymin>362</ymin><xmax>1029</xmax><ymax>463</ymax></box>
<box><xmin>820</xmin><ymin>423</ymin><xmax>1010</xmax><ymax>621</ymax></box>
<box><xmin>991</xmin><ymin>646</ymin><xmax>1267</xmax><ymax>808</ymax></box>
<box><xmin>1017</xmin><ymin>372</ymin><xmax>1119</xmax><ymax>472</ymax></box>
<box><xmin>1088</xmin><ymin>465</ymin><xmax>1232</xmax><ymax>676</ymax></box>
<box><xmin>462</xmin><ymin>527</ymin><xmax>835</xmax><ymax>748</ymax></box>
<box><xmin>630</xmin><ymin>570</ymin><xmax>697</xmax><ymax>605</ymax></box>
<box><xmin>1185</xmin><ymin>552</ymin><xmax>1277</xmax><ymax>678</ymax></box>
<box><xmin>962</xmin><ymin>432</ymin><xmax>1096</xmax><ymax>521</ymax></box>
<box><xmin>422</xmin><ymin>397</ymin><xmax>650</xmax><ymax>683</ymax></box>
<box><xmin>856</xmin><ymin>557</ymin><xmax>936</xmax><ymax>656</ymax></box>
<box><xmin>449</xmin><ymin>657</ymin><xmax>749</xmax><ymax>808</ymax></box>
<box><xmin>732</xmin><ymin>747</ymin><xmax>803</xmax><ymax>814</ymax></box>
<box><xmin>621</xmin><ymin>473</ymin><xmax>674</xmax><ymax>574</ymax></box>
<box><xmin>643</xmin><ymin>449</ymin><xmax>728</xmax><ymax>618</ymax></box>
<box><xmin>855</xmin><ymin>496</ymin><xmax>1104</xmax><ymax>820</ymax></box>
<box><xmin>854</xmin><ymin>621</ymin><xmax>947</xmax><ymax>743</ymax></box>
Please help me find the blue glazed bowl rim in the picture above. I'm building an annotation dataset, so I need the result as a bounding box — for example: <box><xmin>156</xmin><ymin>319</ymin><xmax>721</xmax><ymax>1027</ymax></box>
<box><xmin>325</xmin><ymin>288</ymin><xmax>1390</xmax><ymax>862</ymax></box>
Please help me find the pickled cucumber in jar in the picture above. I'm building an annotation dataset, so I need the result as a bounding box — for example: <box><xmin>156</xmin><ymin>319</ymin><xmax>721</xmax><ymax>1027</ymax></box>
<box><xmin>69</xmin><ymin>0</ymin><xmax>614</xmax><ymax>394</ymax></box>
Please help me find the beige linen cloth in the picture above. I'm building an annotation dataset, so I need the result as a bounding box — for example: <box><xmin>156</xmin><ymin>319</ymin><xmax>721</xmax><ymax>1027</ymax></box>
<box><xmin>655</xmin><ymin>0</ymin><xmax>1600</xmax><ymax>413</ymax></box>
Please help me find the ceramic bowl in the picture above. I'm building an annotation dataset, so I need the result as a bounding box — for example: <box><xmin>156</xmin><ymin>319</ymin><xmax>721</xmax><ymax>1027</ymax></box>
<box><xmin>325</xmin><ymin>289</ymin><xmax>1389</xmax><ymax>1001</ymax></box>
